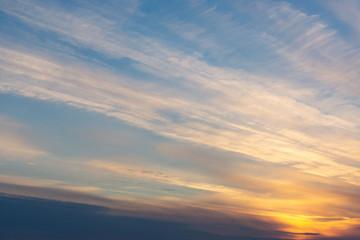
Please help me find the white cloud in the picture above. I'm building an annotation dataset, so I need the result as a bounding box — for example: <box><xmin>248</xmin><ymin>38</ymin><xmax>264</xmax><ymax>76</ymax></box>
<box><xmin>0</xmin><ymin>0</ymin><xmax>360</xmax><ymax>184</ymax></box>
<box><xmin>258</xmin><ymin>1</ymin><xmax>360</xmax><ymax>98</ymax></box>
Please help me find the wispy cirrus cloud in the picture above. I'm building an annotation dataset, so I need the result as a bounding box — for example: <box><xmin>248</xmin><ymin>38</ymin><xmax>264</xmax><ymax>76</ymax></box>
<box><xmin>254</xmin><ymin>1</ymin><xmax>360</xmax><ymax>97</ymax></box>
<box><xmin>323</xmin><ymin>0</ymin><xmax>360</xmax><ymax>40</ymax></box>
<box><xmin>0</xmin><ymin>0</ymin><xmax>360</xmax><ymax>184</ymax></box>
<box><xmin>1</xmin><ymin>43</ymin><xmax>359</xmax><ymax>183</ymax></box>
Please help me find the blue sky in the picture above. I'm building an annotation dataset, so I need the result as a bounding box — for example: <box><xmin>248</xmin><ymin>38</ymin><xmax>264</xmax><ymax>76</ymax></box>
<box><xmin>1</xmin><ymin>0</ymin><xmax>360</xmax><ymax>239</ymax></box>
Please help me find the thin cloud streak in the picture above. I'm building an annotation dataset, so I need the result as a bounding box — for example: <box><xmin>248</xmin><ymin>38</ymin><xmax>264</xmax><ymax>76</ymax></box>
<box><xmin>0</xmin><ymin>115</ymin><xmax>47</xmax><ymax>160</ymax></box>
<box><xmin>1</xmin><ymin>38</ymin><xmax>359</xmax><ymax>184</ymax></box>
<box><xmin>260</xmin><ymin>2</ymin><xmax>360</xmax><ymax>98</ymax></box>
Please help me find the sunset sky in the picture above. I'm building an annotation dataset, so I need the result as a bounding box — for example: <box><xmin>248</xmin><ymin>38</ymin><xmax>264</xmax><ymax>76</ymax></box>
<box><xmin>1</xmin><ymin>0</ymin><xmax>360</xmax><ymax>239</ymax></box>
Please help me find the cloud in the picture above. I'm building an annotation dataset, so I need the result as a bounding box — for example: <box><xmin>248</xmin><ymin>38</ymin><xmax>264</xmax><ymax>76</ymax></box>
<box><xmin>324</xmin><ymin>0</ymin><xmax>360</xmax><ymax>40</ymax></box>
<box><xmin>0</xmin><ymin>115</ymin><xmax>47</xmax><ymax>160</ymax></box>
<box><xmin>0</xmin><ymin>0</ymin><xmax>360</xmax><ymax>185</ymax></box>
<box><xmin>82</xmin><ymin>152</ymin><xmax>360</xmax><ymax>238</ymax></box>
<box><xmin>0</xmin><ymin>193</ymin><xmax>291</xmax><ymax>240</ymax></box>
<box><xmin>4</xmin><ymin>153</ymin><xmax>359</xmax><ymax>238</ymax></box>
<box><xmin>0</xmin><ymin>182</ymin><xmax>297</xmax><ymax>239</ymax></box>
<box><xmin>256</xmin><ymin>1</ymin><xmax>360</xmax><ymax>97</ymax></box>
<box><xmin>0</xmin><ymin>174</ymin><xmax>101</xmax><ymax>194</ymax></box>
<box><xmin>1</xmin><ymin>1</ymin><xmax>360</xmax><ymax>238</ymax></box>
<box><xmin>85</xmin><ymin>159</ymin><xmax>246</xmax><ymax>197</ymax></box>
<box><xmin>1</xmin><ymin>41</ymin><xmax>359</xmax><ymax>185</ymax></box>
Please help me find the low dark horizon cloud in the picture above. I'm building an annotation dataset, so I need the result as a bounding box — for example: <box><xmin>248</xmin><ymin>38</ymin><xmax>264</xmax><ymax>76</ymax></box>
<box><xmin>1</xmin><ymin>183</ymin><xmax>313</xmax><ymax>240</ymax></box>
<box><xmin>2</xmin><ymin>191</ymin><xmax>359</xmax><ymax>240</ymax></box>
<box><xmin>0</xmin><ymin>193</ymin><xmax>291</xmax><ymax>240</ymax></box>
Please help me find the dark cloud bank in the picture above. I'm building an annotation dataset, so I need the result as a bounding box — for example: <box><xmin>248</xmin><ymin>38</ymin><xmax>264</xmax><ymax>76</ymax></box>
<box><xmin>0</xmin><ymin>193</ymin><xmax>285</xmax><ymax>240</ymax></box>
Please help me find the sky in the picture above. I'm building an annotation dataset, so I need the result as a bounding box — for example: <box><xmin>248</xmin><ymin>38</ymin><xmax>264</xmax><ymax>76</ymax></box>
<box><xmin>0</xmin><ymin>0</ymin><xmax>360</xmax><ymax>239</ymax></box>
